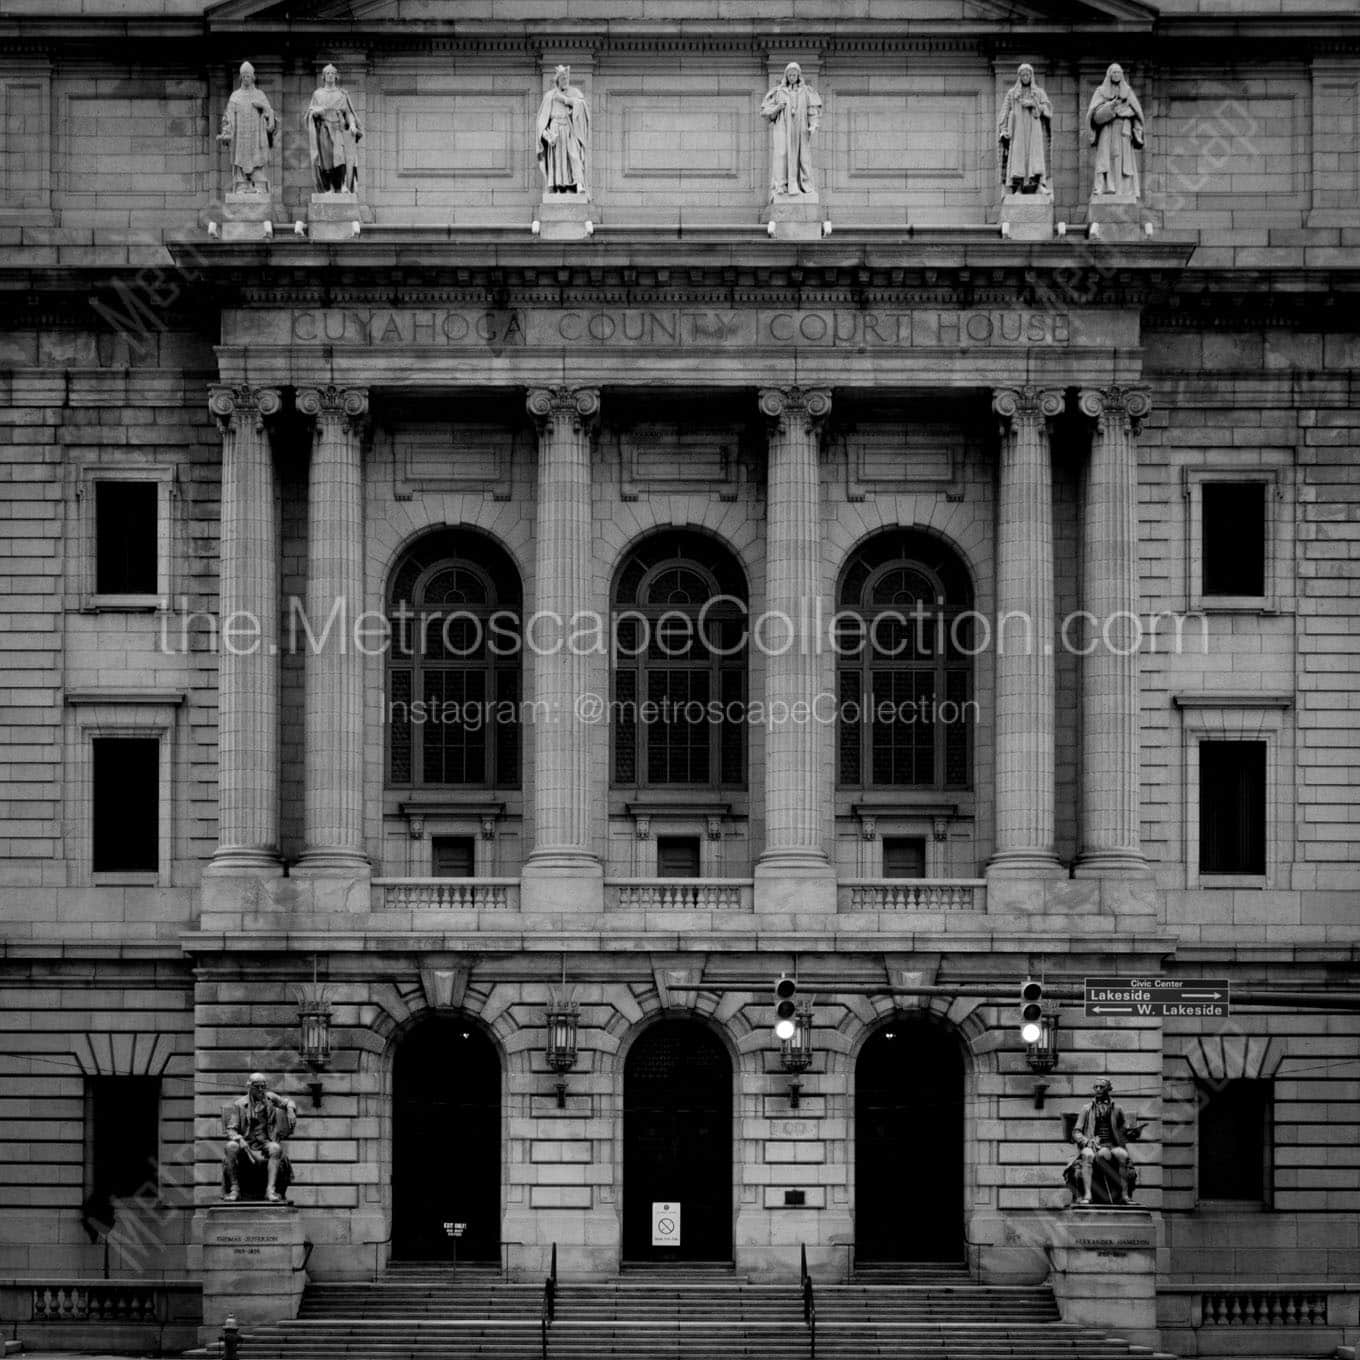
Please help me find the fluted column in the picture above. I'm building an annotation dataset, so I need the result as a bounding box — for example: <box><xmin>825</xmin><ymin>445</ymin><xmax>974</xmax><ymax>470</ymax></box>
<box><xmin>522</xmin><ymin>386</ymin><xmax>602</xmax><ymax>907</ymax></box>
<box><xmin>295</xmin><ymin>385</ymin><xmax>369</xmax><ymax>873</ymax></box>
<box><xmin>207</xmin><ymin>384</ymin><xmax>282</xmax><ymax>874</ymax></box>
<box><xmin>1075</xmin><ymin>385</ymin><xmax>1151</xmax><ymax>876</ymax></box>
<box><xmin>755</xmin><ymin>387</ymin><xmax>834</xmax><ymax>905</ymax></box>
<box><xmin>989</xmin><ymin>386</ymin><xmax>1064</xmax><ymax>877</ymax></box>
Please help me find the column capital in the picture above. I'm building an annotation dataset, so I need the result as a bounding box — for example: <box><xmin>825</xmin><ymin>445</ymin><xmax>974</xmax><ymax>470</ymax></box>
<box><xmin>758</xmin><ymin>386</ymin><xmax>832</xmax><ymax>431</ymax></box>
<box><xmin>209</xmin><ymin>383</ymin><xmax>282</xmax><ymax>434</ymax></box>
<box><xmin>526</xmin><ymin>385</ymin><xmax>600</xmax><ymax>435</ymax></box>
<box><xmin>1078</xmin><ymin>384</ymin><xmax>1152</xmax><ymax>435</ymax></box>
<box><xmin>991</xmin><ymin>385</ymin><xmax>1065</xmax><ymax>429</ymax></box>
<box><xmin>296</xmin><ymin>384</ymin><xmax>370</xmax><ymax>433</ymax></box>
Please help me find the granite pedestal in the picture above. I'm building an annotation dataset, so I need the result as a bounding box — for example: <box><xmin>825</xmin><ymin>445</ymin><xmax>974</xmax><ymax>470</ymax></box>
<box><xmin>1047</xmin><ymin>1206</ymin><xmax>1159</xmax><ymax>1349</ymax></box>
<box><xmin>538</xmin><ymin>194</ymin><xmax>591</xmax><ymax>241</ymax></box>
<box><xmin>764</xmin><ymin>194</ymin><xmax>822</xmax><ymax>241</ymax></box>
<box><xmin>221</xmin><ymin>191</ymin><xmax>274</xmax><ymax>242</ymax></box>
<box><xmin>1000</xmin><ymin>190</ymin><xmax>1055</xmax><ymax>241</ymax></box>
<box><xmin>308</xmin><ymin>191</ymin><xmax>363</xmax><ymax>241</ymax></box>
<box><xmin>198</xmin><ymin>1202</ymin><xmax>307</xmax><ymax>1341</ymax></box>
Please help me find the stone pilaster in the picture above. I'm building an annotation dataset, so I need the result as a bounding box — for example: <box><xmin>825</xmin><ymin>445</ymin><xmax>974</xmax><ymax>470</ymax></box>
<box><xmin>754</xmin><ymin>386</ymin><xmax>835</xmax><ymax>913</ymax></box>
<box><xmin>1075</xmin><ymin>385</ymin><xmax>1151</xmax><ymax>876</ymax></box>
<box><xmin>206</xmin><ymin>384</ymin><xmax>283</xmax><ymax>875</ymax></box>
<box><xmin>988</xmin><ymin>386</ymin><xmax>1064</xmax><ymax>879</ymax></box>
<box><xmin>521</xmin><ymin>386</ymin><xmax>603</xmax><ymax>911</ymax></box>
<box><xmin>294</xmin><ymin>385</ymin><xmax>369</xmax><ymax>874</ymax></box>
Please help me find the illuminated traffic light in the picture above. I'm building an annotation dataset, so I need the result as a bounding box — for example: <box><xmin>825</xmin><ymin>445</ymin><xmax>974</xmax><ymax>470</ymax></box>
<box><xmin>774</xmin><ymin>975</ymin><xmax>798</xmax><ymax>1041</ymax></box>
<box><xmin>1019</xmin><ymin>979</ymin><xmax>1044</xmax><ymax>1044</ymax></box>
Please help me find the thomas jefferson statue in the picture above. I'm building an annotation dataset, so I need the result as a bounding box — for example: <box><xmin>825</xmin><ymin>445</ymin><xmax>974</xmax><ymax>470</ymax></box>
<box><xmin>218</xmin><ymin>62</ymin><xmax>276</xmax><ymax>193</ymax></box>
<box><xmin>223</xmin><ymin>1072</ymin><xmax>296</xmax><ymax>1202</ymax></box>
<box><xmin>761</xmin><ymin>62</ymin><xmax>822</xmax><ymax>199</ymax></box>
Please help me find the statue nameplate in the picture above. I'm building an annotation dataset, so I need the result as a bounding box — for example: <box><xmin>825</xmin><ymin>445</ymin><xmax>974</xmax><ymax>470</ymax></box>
<box><xmin>224</xmin><ymin>306</ymin><xmax>1134</xmax><ymax>352</ymax></box>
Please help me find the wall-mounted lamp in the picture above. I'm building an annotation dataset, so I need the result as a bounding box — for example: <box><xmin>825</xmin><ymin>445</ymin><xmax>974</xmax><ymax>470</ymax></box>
<box><xmin>779</xmin><ymin>1003</ymin><xmax>814</xmax><ymax>1109</ymax></box>
<box><xmin>294</xmin><ymin>960</ymin><xmax>334</xmax><ymax>1109</ymax></box>
<box><xmin>1025</xmin><ymin>1010</ymin><xmax>1059</xmax><ymax>1109</ymax></box>
<box><xmin>545</xmin><ymin>996</ymin><xmax>580</xmax><ymax>1108</ymax></box>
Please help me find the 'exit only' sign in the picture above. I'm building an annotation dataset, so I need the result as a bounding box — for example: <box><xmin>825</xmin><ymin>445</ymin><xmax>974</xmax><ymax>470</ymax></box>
<box><xmin>1084</xmin><ymin>978</ymin><xmax>1231</xmax><ymax>1018</ymax></box>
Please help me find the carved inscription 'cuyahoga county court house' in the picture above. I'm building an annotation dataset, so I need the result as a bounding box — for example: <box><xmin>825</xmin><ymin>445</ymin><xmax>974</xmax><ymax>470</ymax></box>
<box><xmin>1</xmin><ymin>0</ymin><xmax>1359</xmax><ymax>1356</ymax></box>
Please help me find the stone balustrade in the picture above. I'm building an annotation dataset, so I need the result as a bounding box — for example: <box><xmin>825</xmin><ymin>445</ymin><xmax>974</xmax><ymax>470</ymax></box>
<box><xmin>372</xmin><ymin>878</ymin><xmax>520</xmax><ymax>910</ymax></box>
<box><xmin>606</xmin><ymin>879</ymin><xmax>754</xmax><ymax>912</ymax></box>
<box><xmin>838</xmin><ymin>879</ymin><xmax>986</xmax><ymax>913</ymax></box>
<box><xmin>1196</xmin><ymin>1290</ymin><xmax>1330</xmax><ymax>1327</ymax></box>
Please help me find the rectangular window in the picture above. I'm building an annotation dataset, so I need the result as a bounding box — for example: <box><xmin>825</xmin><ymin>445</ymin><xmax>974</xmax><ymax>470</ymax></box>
<box><xmin>431</xmin><ymin>835</ymin><xmax>475</xmax><ymax>877</ymax></box>
<box><xmin>657</xmin><ymin>836</ymin><xmax>701</xmax><ymax>878</ymax></box>
<box><xmin>87</xmin><ymin>1076</ymin><xmax>160</xmax><ymax>1201</ymax></box>
<box><xmin>92</xmin><ymin>736</ymin><xmax>159</xmax><ymax>873</ymax></box>
<box><xmin>1199</xmin><ymin>740</ymin><xmax>1266</xmax><ymax>875</ymax></box>
<box><xmin>1198</xmin><ymin>1078</ymin><xmax>1272</xmax><ymax>1202</ymax></box>
<box><xmin>1201</xmin><ymin>482</ymin><xmax>1266</xmax><ymax>598</ymax></box>
<box><xmin>883</xmin><ymin>836</ymin><xmax>926</xmax><ymax>879</ymax></box>
<box><xmin>95</xmin><ymin>481</ymin><xmax>159</xmax><ymax>596</ymax></box>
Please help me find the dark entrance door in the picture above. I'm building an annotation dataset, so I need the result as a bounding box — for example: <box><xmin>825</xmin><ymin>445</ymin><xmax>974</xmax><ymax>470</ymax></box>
<box><xmin>855</xmin><ymin>1019</ymin><xmax>964</xmax><ymax>1262</ymax></box>
<box><xmin>623</xmin><ymin>1020</ymin><xmax>732</xmax><ymax>1262</ymax></box>
<box><xmin>393</xmin><ymin>1016</ymin><xmax>500</xmax><ymax>1261</ymax></box>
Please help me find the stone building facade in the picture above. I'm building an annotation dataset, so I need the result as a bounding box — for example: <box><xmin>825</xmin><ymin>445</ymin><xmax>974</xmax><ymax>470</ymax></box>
<box><xmin>1</xmin><ymin>0</ymin><xmax>1358</xmax><ymax>1354</ymax></box>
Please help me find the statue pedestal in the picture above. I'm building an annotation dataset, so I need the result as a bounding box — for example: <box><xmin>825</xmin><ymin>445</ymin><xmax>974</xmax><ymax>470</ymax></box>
<box><xmin>1000</xmin><ymin>191</ymin><xmax>1054</xmax><ymax>241</ymax></box>
<box><xmin>764</xmin><ymin>194</ymin><xmax>822</xmax><ymax>241</ymax></box>
<box><xmin>197</xmin><ymin>1202</ymin><xmax>307</xmax><ymax>1341</ymax></box>
<box><xmin>1047</xmin><ymin>1207</ymin><xmax>1159</xmax><ymax>1349</ymax></box>
<box><xmin>537</xmin><ymin>195</ymin><xmax>591</xmax><ymax>241</ymax></box>
<box><xmin>221</xmin><ymin>191</ymin><xmax>275</xmax><ymax>242</ymax></box>
<box><xmin>1087</xmin><ymin>196</ymin><xmax>1160</xmax><ymax>241</ymax></box>
<box><xmin>308</xmin><ymin>191</ymin><xmax>363</xmax><ymax>241</ymax></box>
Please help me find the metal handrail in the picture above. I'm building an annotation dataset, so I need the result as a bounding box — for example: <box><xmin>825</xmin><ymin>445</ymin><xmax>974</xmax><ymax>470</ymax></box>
<box><xmin>540</xmin><ymin>1242</ymin><xmax>557</xmax><ymax>1360</ymax></box>
<box><xmin>801</xmin><ymin>1243</ymin><xmax>816</xmax><ymax>1360</ymax></box>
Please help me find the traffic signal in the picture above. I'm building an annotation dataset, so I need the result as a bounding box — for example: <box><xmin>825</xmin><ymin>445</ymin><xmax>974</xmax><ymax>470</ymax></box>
<box><xmin>774</xmin><ymin>975</ymin><xmax>798</xmax><ymax>1041</ymax></box>
<box><xmin>1019</xmin><ymin>979</ymin><xmax>1044</xmax><ymax>1044</ymax></box>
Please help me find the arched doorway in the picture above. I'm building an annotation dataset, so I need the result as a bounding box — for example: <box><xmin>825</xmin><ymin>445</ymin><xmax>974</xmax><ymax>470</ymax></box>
<box><xmin>623</xmin><ymin>1019</ymin><xmax>733</xmax><ymax>1262</ymax></box>
<box><xmin>855</xmin><ymin>1018</ymin><xmax>965</xmax><ymax>1263</ymax></box>
<box><xmin>392</xmin><ymin>1016</ymin><xmax>501</xmax><ymax>1261</ymax></box>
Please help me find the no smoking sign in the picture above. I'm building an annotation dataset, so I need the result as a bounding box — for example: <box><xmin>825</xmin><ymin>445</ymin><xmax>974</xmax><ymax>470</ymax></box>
<box><xmin>651</xmin><ymin>1202</ymin><xmax>681</xmax><ymax>1247</ymax></box>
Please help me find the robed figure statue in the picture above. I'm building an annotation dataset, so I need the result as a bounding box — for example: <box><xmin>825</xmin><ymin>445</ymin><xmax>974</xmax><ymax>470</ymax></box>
<box><xmin>761</xmin><ymin>62</ymin><xmax>822</xmax><ymax>199</ymax></box>
<box><xmin>307</xmin><ymin>64</ymin><xmax>363</xmax><ymax>194</ymax></box>
<box><xmin>1088</xmin><ymin>63</ymin><xmax>1145</xmax><ymax>199</ymax></box>
<box><xmin>536</xmin><ymin>66</ymin><xmax>589</xmax><ymax>195</ymax></box>
<box><xmin>218</xmin><ymin>62</ymin><xmax>276</xmax><ymax>193</ymax></box>
<box><xmin>997</xmin><ymin>63</ymin><xmax>1052</xmax><ymax>195</ymax></box>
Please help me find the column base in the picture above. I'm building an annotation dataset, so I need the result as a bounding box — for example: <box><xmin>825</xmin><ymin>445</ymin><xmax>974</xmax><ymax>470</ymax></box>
<box><xmin>985</xmin><ymin>851</ymin><xmax>1065</xmax><ymax>879</ymax></box>
<box><xmin>1072</xmin><ymin>850</ymin><xmax>1149</xmax><ymax>878</ymax></box>
<box><xmin>753</xmin><ymin>852</ymin><xmax>836</xmax><ymax>914</ymax></box>
<box><xmin>204</xmin><ymin>849</ymin><xmax>283</xmax><ymax>876</ymax></box>
<box><xmin>521</xmin><ymin>853</ymin><xmax>604</xmax><ymax>913</ymax></box>
<box><xmin>293</xmin><ymin>849</ymin><xmax>371</xmax><ymax>874</ymax></box>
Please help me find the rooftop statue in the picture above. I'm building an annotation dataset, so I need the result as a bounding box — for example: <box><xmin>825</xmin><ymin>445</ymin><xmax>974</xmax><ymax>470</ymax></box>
<box><xmin>1088</xmin><ymin>63</ymin><xmax>1145</xmax><ymax>201</ymax></box>
<box><xmin>998</xmin><ymin>64</ymin><xmax>1052</xmax><ymax>196</ymax></box>
<box><xmin>536</xmin><ymin>66</ymin><xmax>589</xmax><ymax>197</ymax></box>
<box><xmin>218</xmin><ymin>62</ymin><xmax>276</xmax><ymax>194</ymax></box>
<box><xmin>761</xmin><ymin>62</ymin><xmax>822</xmax><ymax>200</ymax></box>
<box><xmin>308</xmin><ymin>64</ymin><xmax>363</xmax><ymax>194</ymax></box>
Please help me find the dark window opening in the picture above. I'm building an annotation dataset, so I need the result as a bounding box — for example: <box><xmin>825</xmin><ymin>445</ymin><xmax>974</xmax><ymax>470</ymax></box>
<box><xmin>836</xmin><ymin>530</ymin><xmax>974</xmax><ymax>791</ymax></box>
<box><xmin>92</xmin><ymin>736</ymin><xmax>159</xmax><ymax>873</ymax></box>
<box><xmin>1199</xmin><ymin>740</ymin><xmax>1266</xmax><ymax>875</ymax></box>
<box><xmin>95</xmin><ymin>482</ymin><xmax>159</xmax><ymax>595</ymax></box>
<box><xmin>1198</xmin><ymin>1078</ymin><xmax>1272</xmax><ymax>1202</ymax></box>
<box><xmin>432</xmin><ymin>836</ymin><xmax>475</xmax><ymax>877</ymax></box>
<box><xmin>657</xmin><ymin>836</ymin><xmax>702</xmax><ymax>877</ymax></box>
<box><xmin>1202</xmin><ymin>483</ymin><xmax>1266</xmax><ymax>597</ymax></box>
<box><xmin>88</xmin><ymin>1076</ymin><xmax>160</xmax><ymax>1201</ymax></box>
<box><xmin>612</xmin><ymin>530</ymin><xmax>748</xmax><ymax>789</ymax></box>
<box><xmin>883</xmin><ymin>837</ymin><xmax>926</xmax><ymax>879</ymax></box>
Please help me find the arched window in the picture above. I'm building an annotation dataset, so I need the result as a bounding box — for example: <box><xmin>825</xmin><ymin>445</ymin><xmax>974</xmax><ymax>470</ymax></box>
<box><xmin>836</xmin><ymin>530</ymin><xmax>973</xmax><ymax>790</ymax></box>
<box><xmin>613</xmin><ymin>531</ymin><xmax>747</xmax><ymax>788</ymax></box>
<box><xmin>386</xmin><ymin>528</ymin><xmax>522</xmax><ymax>788</ymax></box>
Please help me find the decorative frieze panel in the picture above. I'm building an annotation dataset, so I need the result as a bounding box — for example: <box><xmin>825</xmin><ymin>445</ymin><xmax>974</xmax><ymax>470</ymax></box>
<box><xmin>613</xmin><ymin>95</ymin><xmax>747</xmax><ymax>181</ymax></box>
<box><xmin>840</xmin><ymin>423</ymin><xmax>964</xmax><ymax>501</ymax></box>
<box><xmin>0</xmin><ymin>70</ymin><xmax>52</xmax><ymax>214</ymax></box>
<box><xmin>618</xmin><ymin>424</ymin><xmax>743</xmax><ymax>500</ymax></box>
<box><xmin>384</xmin><ymin>90</ymin><xmax>527</xmax><ymax>180</ymax></box>
<box><xmin>390</xmin><ymin>424</ymin><xmax>516</xmax><ymax>500</ymax></box>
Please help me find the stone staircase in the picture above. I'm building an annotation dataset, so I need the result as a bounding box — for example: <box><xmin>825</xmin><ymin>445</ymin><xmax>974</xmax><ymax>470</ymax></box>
<box><xmin>211</xmin><ymin>1261</ymin><xmax>1179</xmax><ymax>1360</ymax></box>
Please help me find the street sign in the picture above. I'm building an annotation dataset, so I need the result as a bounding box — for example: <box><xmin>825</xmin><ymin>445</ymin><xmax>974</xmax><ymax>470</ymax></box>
<box><xmin>1084</xmin><ymin>977</ymin><xmax>1230</xmax><ymax>1018</ymax></box>
<box><xmin>651</xmin><ymin>1202</ymin><xmax>681</xmax><ymax>1247</ymax></box>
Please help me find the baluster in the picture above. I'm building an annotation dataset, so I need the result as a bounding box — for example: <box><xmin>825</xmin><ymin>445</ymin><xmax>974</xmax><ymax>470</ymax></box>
<box><xmin>1309</xmin><ymin>1294</ymin><xmax>1326</xmax><ymax>1324</ymax></box>
<box><xmin>1283</xmin><ymin>1295</ymin><xmax>1297</xmax><ymax>1325</ymax></box>
<box><xmin>1213</xmin><ymin>1294</ymin><xmax>1228</xmax><ymax>1324</ymax></box>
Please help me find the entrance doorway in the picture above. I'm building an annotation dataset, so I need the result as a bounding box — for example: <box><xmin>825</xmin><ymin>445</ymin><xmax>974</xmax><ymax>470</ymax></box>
<box><xmin>855</xmin><ymin>1018</ymin><xmax>965</xmax><ymax>1263</ymax></box>
<box><xmin>392</xmin><ymin>1016</ymin><xmax>500</xmax><ymax>1261</ymax></box>
<box><xmin>623</xmin><ymin>1019</ymin><xmax>733</xmax><ymax>1262</ymax></box>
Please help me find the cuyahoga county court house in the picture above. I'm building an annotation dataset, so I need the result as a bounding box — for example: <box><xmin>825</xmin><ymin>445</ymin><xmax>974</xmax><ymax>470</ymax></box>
<box><xmin>1</xmin><ymin>0</ymin><xmax>1359</xmax><ymax>1355</ymax></box>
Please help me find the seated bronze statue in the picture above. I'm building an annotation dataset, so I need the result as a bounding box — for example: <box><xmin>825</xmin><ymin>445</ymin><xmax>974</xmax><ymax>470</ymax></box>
<box><xmin>1063</xmin><ymin>1078</ymin><xmax>1142</xmax><ymax>1206</ymax></box>
<box><xmin>222</xmin><ymin>1072</ymin><xmax>297</xmax><ymax>1203</ymax></box>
